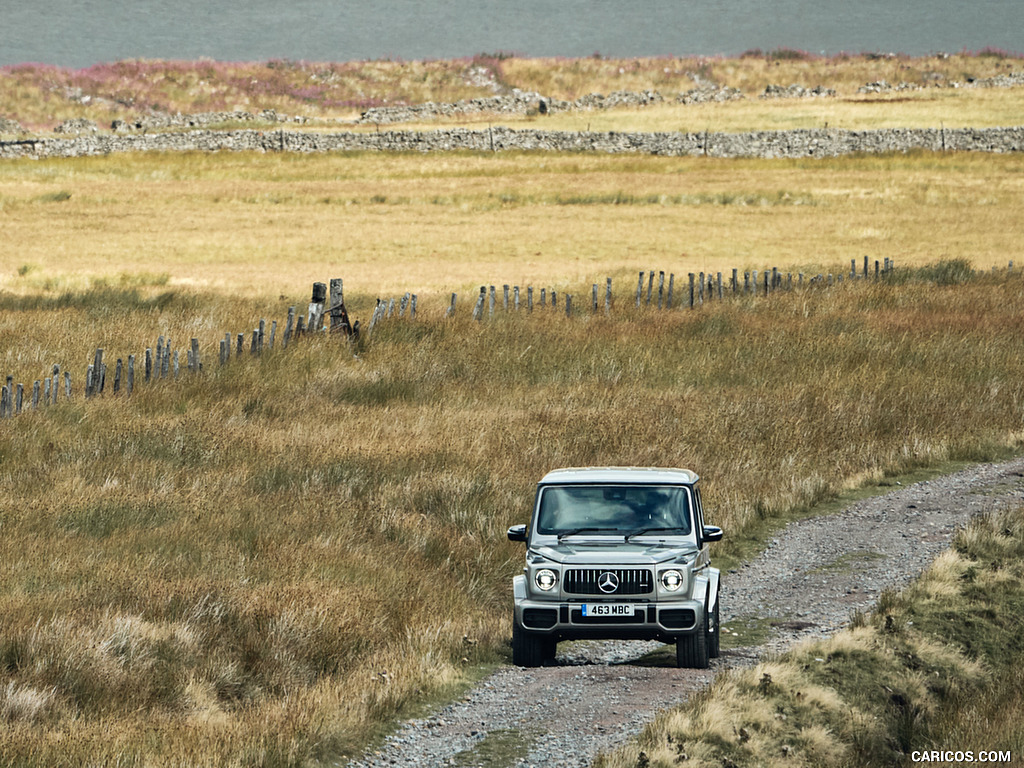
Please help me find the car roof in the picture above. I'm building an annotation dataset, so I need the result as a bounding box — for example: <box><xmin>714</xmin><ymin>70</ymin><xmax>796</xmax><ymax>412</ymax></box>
<box><xmin>538</xmin><ymin>466</ymin><xmax>699</xmax><ymax>486</ymax></box>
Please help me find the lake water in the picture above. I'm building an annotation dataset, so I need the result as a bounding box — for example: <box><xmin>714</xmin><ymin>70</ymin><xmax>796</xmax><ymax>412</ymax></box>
<box><xmin>2</xmin><ymin>0</ymin><xmax>1022</xmax><ymax>69</ymax></box>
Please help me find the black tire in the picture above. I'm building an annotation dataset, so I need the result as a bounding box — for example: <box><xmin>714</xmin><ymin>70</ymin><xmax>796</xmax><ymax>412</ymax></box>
<box><xmin>676</xmin><ymin>611</ymin><xmax>710</xmax><ymax>669</ymax></box>
<box><xmin>512</xmin><ymin>620</ymin><xmax>546</xmax><ymax>667</ymax></box>
<box><xmin>542</xmin><ymin>637</ymin><xmax>558</xmax><ymax>661</ymax></box>
<box><xmin>708</xmin><ymin>595</ymin><xmax>721</xmax><ymax>659</ymax></box>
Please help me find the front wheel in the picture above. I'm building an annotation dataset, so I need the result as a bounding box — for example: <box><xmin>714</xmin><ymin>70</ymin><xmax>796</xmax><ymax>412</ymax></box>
<box><xmin>512</xmin><ymin>620</ymin><xmax>546</xmax><ymax>667</ymax></box>
<box><xmin>677</xmin><ymin>612</ymin><xmax>710</xmax><ymax>669</ymax></box>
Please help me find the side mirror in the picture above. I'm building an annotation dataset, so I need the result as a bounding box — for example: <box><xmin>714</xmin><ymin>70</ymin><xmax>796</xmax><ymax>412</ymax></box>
<box><xmin>702</xmin><ymin>525</ymin><xmax>724</xmax><ymax>543</ymax></box>
<box><xmin>507</xmin><ymin>524</ymin><xmax>527</xmax><ymax>542</ymax></box>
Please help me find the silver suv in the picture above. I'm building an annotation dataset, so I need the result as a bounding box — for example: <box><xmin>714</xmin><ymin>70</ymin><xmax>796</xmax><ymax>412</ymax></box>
<box><xmin>507</xmin><ymin>467</ymin><xmax>723</xmax><ymax>668</ymax></box>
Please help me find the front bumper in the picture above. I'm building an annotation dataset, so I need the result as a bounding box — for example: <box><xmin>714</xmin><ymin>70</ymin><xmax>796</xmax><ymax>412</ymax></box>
<box><xmin>514</xmin><ymin>596</ymin><xmax>704</xmax><ymax>643</ymax></box>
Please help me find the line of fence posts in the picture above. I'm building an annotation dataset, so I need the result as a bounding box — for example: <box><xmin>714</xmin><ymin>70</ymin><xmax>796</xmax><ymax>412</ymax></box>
<box><xmin>1</xmin><ymin>262</ymin><xmax>1017</xmax><ymax>422</ymax></box>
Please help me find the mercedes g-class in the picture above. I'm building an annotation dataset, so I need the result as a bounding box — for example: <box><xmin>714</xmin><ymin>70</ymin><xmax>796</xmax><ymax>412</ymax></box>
<box><xmin>507</xmin><ymin>467</ymin><xmax>723</xmax><ymax>668</ymax></box>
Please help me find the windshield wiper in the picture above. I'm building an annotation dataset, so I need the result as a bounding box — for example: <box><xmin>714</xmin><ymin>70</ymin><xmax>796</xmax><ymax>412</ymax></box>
<box><xmin>557</xmin><ymin>527</ymin><xmax>614</xmax><ymax>541</ymax></box>
<box><xmin>625</xmin><ymin>527</ymin><xmax>687</xmax><ymax>542</ymax></box>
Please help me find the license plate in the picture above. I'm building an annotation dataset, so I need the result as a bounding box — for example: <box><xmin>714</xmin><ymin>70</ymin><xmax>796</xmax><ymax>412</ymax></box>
<box><xmin>581</xmin><ymin>603</ymin><xmax>634</xmax><ymax>617</ymax></box>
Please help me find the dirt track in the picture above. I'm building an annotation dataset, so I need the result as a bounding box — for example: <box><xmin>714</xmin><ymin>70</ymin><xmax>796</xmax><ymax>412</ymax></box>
<box><xmin>348</xmin><ymin>457</ymin><xmax>1024</xmax><ymax>767</ymax></box>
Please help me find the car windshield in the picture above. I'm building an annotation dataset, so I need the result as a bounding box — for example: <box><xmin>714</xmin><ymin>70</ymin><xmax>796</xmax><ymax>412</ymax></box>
<box><xmin>536</xmin><ymin>484</ymin><xmax>692</xmax><ymax>536</ymax></box>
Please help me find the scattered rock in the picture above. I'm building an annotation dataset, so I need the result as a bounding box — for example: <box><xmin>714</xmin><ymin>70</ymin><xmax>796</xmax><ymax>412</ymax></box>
<box><xmin>761</xmin><ymin>83</ymin><xmax>836</xmax><ymax>99</ymax></box>
<box><xmin>54</xmin><ymin>118</ymin><xmax>98</xmax><ymax>134</ymax></box>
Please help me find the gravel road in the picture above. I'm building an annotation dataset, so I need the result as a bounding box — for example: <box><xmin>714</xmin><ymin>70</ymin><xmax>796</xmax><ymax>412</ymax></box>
<box><xmin>348</xmin><ymin>458</ymin><xmax>1024</xmax><ymax>768</ymax></box>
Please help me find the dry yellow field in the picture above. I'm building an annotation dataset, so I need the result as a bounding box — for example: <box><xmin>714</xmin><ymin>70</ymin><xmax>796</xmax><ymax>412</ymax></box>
<box><xmin>2</xmin><ymin>151</ymin><xmax>1022</xmax><ymax>302</ymax></box>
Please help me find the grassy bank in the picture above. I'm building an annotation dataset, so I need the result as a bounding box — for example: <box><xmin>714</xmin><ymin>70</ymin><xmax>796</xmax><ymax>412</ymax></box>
<box><xmin>595</xmin><ymin>503</ymin><xmax>1024</xmax><ymax>768</ymax></box>
<box><xmin>1</xmin><ymin>51</ymin><xmax>1021</xmax><ymax>131</ymax></box>
<box><xmin>1</xmin><ymin>264</ymin><xmax>1024</xmax><ymax>764</ymax></box>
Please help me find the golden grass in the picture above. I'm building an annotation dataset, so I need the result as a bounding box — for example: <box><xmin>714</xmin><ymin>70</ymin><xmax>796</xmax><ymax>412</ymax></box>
<box><xmin>2</xmin><ymin>151</ymin><xmax>1023</xmax><ymax>300</ymax></box>
<box><xmin>2</xmin><ymin>270</ymin><xmax>1024</xmax><ymax>764</ymax></box>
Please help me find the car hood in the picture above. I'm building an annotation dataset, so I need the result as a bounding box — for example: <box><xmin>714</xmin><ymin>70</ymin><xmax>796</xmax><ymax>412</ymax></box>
<box><xmin>531</xmin><ymin>541</ymin><xmax>698</xmax><ymax>565</ymax></box>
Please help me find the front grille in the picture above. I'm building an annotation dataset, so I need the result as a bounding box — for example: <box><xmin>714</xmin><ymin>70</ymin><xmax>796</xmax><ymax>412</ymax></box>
<box><xmin>659</xmin><ymin>608</ymin><xmax>696</xmax><ymax>630</ymax></box>
<box><xmin>523</xmin><ymin>608</ymin><xmax>558</xmax><ymax>629</ymax></box>
<box><xmin>564</xmin><ymin>568</ymin><xmax>653</xmax><ymax>595</ymax></box>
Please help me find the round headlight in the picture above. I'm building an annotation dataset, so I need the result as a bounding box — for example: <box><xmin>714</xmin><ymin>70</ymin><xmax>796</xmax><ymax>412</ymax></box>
<box><xmin>535</xmin><ymin>569</ymin><xmax>558</xmax><ymax>591</ymax></box>
<box><xmin>660</xmin><ymin>569</ymin><xmax>684</xmax><ymax>592</ymax></box>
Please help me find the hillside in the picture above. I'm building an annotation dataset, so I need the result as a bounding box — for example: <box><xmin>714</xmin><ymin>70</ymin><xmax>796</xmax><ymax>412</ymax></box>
<box><xmin>1</xmin><ymin>50</ymin><xmax>1022</xmax><ymax>133</ymax></box>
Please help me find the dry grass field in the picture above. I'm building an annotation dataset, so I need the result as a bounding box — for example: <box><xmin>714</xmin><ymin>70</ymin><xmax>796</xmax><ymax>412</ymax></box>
<box><xmin>2</xmin><ymin>151</ymin><xmax>1023</xmax><ymax>301</ymax></box>
<box><xmin>2</xmin><ymin>51</ymin><xmax>1024</xmax><ymax>767</ymax></box>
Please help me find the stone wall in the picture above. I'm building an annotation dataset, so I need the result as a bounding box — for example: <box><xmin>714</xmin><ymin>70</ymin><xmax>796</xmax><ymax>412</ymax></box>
<box><xmin>2</xmin><ymin>125</ymin><xmax>1022</xmax><ymax>160</ymax></box>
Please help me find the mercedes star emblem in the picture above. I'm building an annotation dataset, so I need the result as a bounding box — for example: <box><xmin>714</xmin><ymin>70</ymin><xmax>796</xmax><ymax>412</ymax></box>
<box><xmin>598</xmin><ymin>571</ymin><xmax>619</xmax><ymax>593</ymax></box>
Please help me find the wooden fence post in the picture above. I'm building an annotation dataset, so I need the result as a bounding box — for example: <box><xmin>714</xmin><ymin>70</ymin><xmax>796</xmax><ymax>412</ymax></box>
<box><xmin>606</xmin><ymin>277</ymin><xmax>612</xmax><ymax>314</ymax></box>
<box><xmin>717</xmin><ymin>272</ymin><xmax>723</xmax><ymax>300</ymax></box>
<box><xmin>646</xmin><ymin>271</ymin><xmax>655</xmax><ymax>306</ymax></box>
<box><xmin>86</xmin><ymin>366</ymin><xmax>94</xmax><ymax>397</ymax></box>
<box><xmin>284</xmin><ymin>306</ymin><xmax>296</xmax><ymax>349</ymax></box>
<box><xmin>162</xmin><ymin>339</ymin><xmax>171</xmax><ymax>378</ymax></box>
<box><xmin>43</xmin><ymin>378</ymin><xmax>50</xmax><ymax>405</ymax></box>
<box><xmin>32</xmin><ymin>381</ymin><xmax>40</xmax><ymax>410</ymax></box>
<box><xmin>657</xmin><ymin>271</ymin><xmax>665</xmax><ymax>309</ymax></box>
<box><xmin>191</xmin><ymin>338</ymin><xmax>200</xmax><ymax>370</ymax></box>
<box><xmin>114</xmin><ymin>359</ymin><xmax>122</xmax><ymax>394</ymax></box>
<box><xmin>329</xmin><ymin>278</ymin><xmax>344</xmax><ymax>333</ymax></box>
<box><xmin>540</xmin><ymin>288</ymin><xmax>546</xmax><ymax>307</ymax></box>
<box><xmin>666</xmin><ymin>274</ymin><xmax>674</xmax><ymax>310</ymax></box>
<box><xmin>489</xmin><ymin>286</ymin><xmax>496</xmax><ymax>317</ymax></box>
<box><xmin>269</xmin><ymin>320</ymin><xmax>277</xmax><ymax>350</ymax></box>
<box><xmin>52</xmin><ymin>365</ymin><xmax>60</xmax><ymax>401</ymax></box>
<box><xmin>308</xmin><ymin>282</ymin><xmax>327</xmax><ymax>331</ymax></box>
<box><xmin>237</xmin><ymin>333</ymin><xmax>244</xmax><ymax>357</ymax></box>
<box><xmin>698</xmin><ymin>272</ymin><xmax>704</xmax><ymax>305</ymax></box>
<box><xmin>528</xmin><ymin>286</ymin><xmax>534</xmax><ymax>312</ymax></box>
<box><xmin>592</xmin><ymin>283</ymin><xmax>598</xmax><ymax>313</ymax></box>
<box><xmin>15</xmin><ymin>383</ymin><xmax>23</xmax><ymax>415</ymax></box>
<box><xmin>565</xmin><ymin>295</ymin><xmax>572</xmax><ymax>317</ymax></box>
<box><xmin>863</xmin><ymin>256</ymin><xmax>869</xmax><ymax>278</ymax></box>
<box><xmin>127</xmin><ymin>355</ymin><xmax>135</xmax><ymax>396</ymax></box>
<box><xmin>446</xmin><ymin>293</ymin><xmax>457</xmax><ymax>318</ymax></box>
<box><xmin>503</xmin><ymin>285</ymin><xmax>509</xmax><ymax>311</ymax></box>
<box><xmin>473</xmin><ymin>287</ymin><xmax>485</xmax><ymax>321</ymax></box>
<box><xmin>688</xmin><ymin>273</ymin><xmax>695</xmax><ymax>308</ymax></box>
<box><xmin>514</xmin><ymin>286</ymin><xmax>520</xmax><ymax>311</ymax></box>
<box><xmin>732</xmin><ymin>268</ymin><xmax>738</xmax><ymax>294</ymax></box>
<box><xmin>93</xmin><ymin>349</ymin><xmax>104</xmax><ymax>394</ymax></box>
